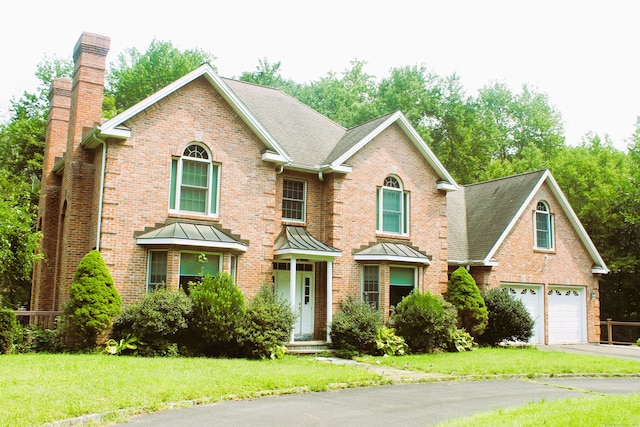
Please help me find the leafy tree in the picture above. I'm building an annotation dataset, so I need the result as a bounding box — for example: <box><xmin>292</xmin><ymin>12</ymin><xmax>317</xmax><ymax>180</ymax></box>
<box><xmin>0</xmin><ymin>308</ymin><xmax>17</xmax><ymax>354</ymax></box>
<box><xmin>445</xmin><ymin>267</ymin><xmax>488</xmax><ymax>338</ymax></box>
<box><xmin>105</xmin><ymin>39</ymin><xmax>215</xmax><ymax>114</ymax></box>
<box><xmin>0</xmin><ymin>171</ymin><xmax>42</xmax><ymax>308</ymax></box>
<box><xmin>63</xmin><ymin>250</ymin><xmax>122</xmax><ymax>350</ymax></box>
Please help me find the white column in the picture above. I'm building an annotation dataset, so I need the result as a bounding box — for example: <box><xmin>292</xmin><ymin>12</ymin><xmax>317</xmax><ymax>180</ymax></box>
<box><xmin>326</xmin><ymin>261</ymin><xmax>333</xmax><ymax>342</ymax></box>
<box><xmin>289</xmin><ymin>257</ymin><xmax>296</xmax><ymax>343</ymax></box>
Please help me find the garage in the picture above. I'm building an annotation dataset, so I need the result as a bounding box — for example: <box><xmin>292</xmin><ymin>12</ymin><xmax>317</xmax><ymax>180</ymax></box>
<box><xmin>504</xmin><ymin>284</ymin><xmax>544</xmax><ymax>344</ymax></box>
<box><xmin>548</xmin><ymin>286</ymin><xmax>586</xmax><ymax>344</ymax></box>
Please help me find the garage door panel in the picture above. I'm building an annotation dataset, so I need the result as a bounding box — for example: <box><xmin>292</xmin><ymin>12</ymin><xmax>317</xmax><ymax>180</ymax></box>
<box><xmin>505</xmin><ymin>285</ymin><xmax>543</xmax><ymax>344</ymax></box>
<box><xmin>548</xmin><ymin>287</ymin><xmax>585</xmax><ymax>344</ymax></box>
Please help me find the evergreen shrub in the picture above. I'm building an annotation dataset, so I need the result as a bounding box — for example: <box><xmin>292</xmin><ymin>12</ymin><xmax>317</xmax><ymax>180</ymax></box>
<box><xmin>235</xmin><ymin>284</ymin><xmax>295</xmax><ymax>359</ymax></box>
<box><xmin>112</xmin><ymin>288</ymin><xmax>192</xmax><ymax>357</ymax></box>
<box><xmin>391</xmin><ymin>290</ymin><xmax>457</xmax><ymax>353</ymax></box>
<box><xmin>445</xmin><ymin>267</ymin><xmax>488</xmax><ymax>338</ymax></box>
<box><xmin>478</xmin><ymin>288</ymin><xmax>534</xmax><ymax>346</ymax></box>
<box><xmin>330</xmin><ymin>298</ymin><xmax>382</xmax><ymax>358</ymax></box>
<box><xmin>0</xmin><ymin>308</ymin><xmax>17</xmax><ymax>354</ymax></box>
<box><xmin>188</xmin><ymin>272</ymin><xmax>245</xmax><ymax>356</ymax></box>
<box><xmin>63</xmin><ymin>250</ymin><xmax>121</xmax><ymax>350</ymax></box>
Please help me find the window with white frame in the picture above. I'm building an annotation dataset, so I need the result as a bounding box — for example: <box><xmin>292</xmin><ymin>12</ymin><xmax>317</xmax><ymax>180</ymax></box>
<box><xmin>147</xmin><ymin>250</ymin><xmax>168</xmax><ymax>292</ymax></box>
<box><xmin>179</xmin><ymin>252</ymin><xmax>221</xmax><ymax>293</ymax></box>
<box><xmin>362</xmin><ymin>265</ymin><xmax>380</xmax><ymax>309</ymax></box>
<box><xmin>377</xmin><ymin>176</ymin><xmax>409</xmax><ymax>235</ymax></box>
<box><xmin>534</xmin><ymin>201</ymin><xmax>554</xmax><ymax>250</ymax></box>
<box><xmin>169</xmin><ymin>143</ymin><xmax>220</xmax><ymax>215</ymax></box>
<box><xmin>282</xmin><ymin>179</ymin><xmax>306</xmax><ymax>222</ymax></box>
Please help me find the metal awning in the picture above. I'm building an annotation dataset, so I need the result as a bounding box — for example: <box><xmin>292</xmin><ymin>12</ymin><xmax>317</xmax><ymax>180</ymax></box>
<box><xmin>135</xmin><ymin>222</ymin><xmax>248</xmax><ymax>252</ymax></box>
<box><xmin>354</xmin><ymin>242</ymin><xmax>430</xmax><ymax>264</ymax></box>
<box><xmin>274</xmin><ymin>226</ymin><xmax>341</xmax><ymax>259</ymax></box>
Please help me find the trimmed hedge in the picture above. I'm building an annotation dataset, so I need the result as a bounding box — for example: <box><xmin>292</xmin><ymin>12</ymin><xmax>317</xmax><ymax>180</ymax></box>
<box><xmin>0</xmin><ymin>308</ymin><xmax>17</xmax><ymax>354</ymax></box>
<box><xmin>478</xmin><ymin>288</ymin><xmax>534</xmax><ymax>346</ymax></box>
<box><xmin>445</xmin><ymin>267</ymin><xmax>488</xmax><ymax>338</ymax></box>
<box><xmin>330</xmin><ymin>298</ymin><xmax>382</xmax><ymax>358</ymax></box>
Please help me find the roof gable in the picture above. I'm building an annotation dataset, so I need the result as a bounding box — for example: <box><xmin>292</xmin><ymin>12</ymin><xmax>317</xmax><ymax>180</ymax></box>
<box><xmin>448</xmin><ymin>169</ymin><xmax>608</xmax><ymax>273</ymax></box>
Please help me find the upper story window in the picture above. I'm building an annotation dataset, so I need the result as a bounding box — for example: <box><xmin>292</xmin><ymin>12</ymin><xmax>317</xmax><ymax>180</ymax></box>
<box><xmin>377</xmin><ymin>176</ymin><xmax>409</xmax><ymax>235</ymax></box>
<box><xmin>282</xmin><ymin>179</ymin><xmax>306</xmax><ymax>222</ymax></box>
<box><xmin>169</xmin><ymin>143</ymin><xmax>220</xmax><ymax>216</ymax></box>
<box><xmin>534</xmin><ymin>201</ymin><xmax>554</xmax><ymax>250</ymax></box>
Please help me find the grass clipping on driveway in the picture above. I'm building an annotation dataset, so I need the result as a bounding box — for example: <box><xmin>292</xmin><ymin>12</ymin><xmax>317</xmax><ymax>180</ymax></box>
<box><xmin>360</xmin><ymin>347</ymin><xmax>640</xmax><ymax>377</ymax></box>
<box><xmin>0</xmin><ymin>354</ymin><xmax>383</xmax><ymax>427</ymax></box>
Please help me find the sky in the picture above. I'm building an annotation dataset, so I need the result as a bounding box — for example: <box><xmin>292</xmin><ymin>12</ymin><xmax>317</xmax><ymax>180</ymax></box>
<box><xmin>1</xmin><ymin>0</ymin><xmax>639</xmax><ymax>151</ymax></box>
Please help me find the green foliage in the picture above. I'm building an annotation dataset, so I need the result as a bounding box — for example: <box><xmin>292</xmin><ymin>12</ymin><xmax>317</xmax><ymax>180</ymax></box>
<box><xmin>106</xmin><ymin>39</ymin><xmax>214</xmax><ymax>113</ymax></box>
<box><xmin>330</xmin><ymin>298</ymin><xmax>383</xmax><ymax>358</ymax></box>
<box><xmin>375</xmin><ymin>325</ymin><xmax>408</xmax><ymax>356</ymax></box>
<box><xmin>449</xmin><ymin>328</ymin><xmax>478</xmax><ymax>352</ymax></box>
<box><xmin>0</xmin><ymin>171</ymin><xmax>42</xmax><ymax>308</ymax></box>
<box><xmin>391</xmin><ymin>290</ymin><xmax>457</xmax><ymax>353</ymax></box>
<box><xmin>63</xmin><ymin>250</ymin><xmax>122</xmax><ymax>350</ymax></box>
<box><xmin>478</xmin><ymin>288</ymin><xmax>534</xmax><ymax>346</ymax></box>
<box><xmin>105</xmin><ymin>334</ymin><xmax>142</xmax><ymax>355</ymax></box>
<box><xmin>188</xmin><ymin>272</ymin><xmax>245</xmax><ymax>357</ymax></box>
<box><xmin>445</xmin><ymin>267</ymin><xmax>488</xmax><ymax>338</ymax></box>
<box><xmin>235</xmin><ymin>284</ymin><xmax>295</xmax><ymax>359</ymax></box>
<box><xmin>112</xmin><ymin>288</ymin><xmax>192</xmax><ymax>357</ymax></box>
<box><xmin>0</xmin><ymin>308</ymin><xmax>17</xmax><ymax>354</ymax></box>
<box><xmin>13</xmin><ymin>324</ymin><xmax>63</xmax><ymax>353</ymax></box>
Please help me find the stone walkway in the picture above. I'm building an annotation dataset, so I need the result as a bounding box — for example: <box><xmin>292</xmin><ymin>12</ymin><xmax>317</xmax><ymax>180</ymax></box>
<box><xmin>315</xmin><ymin>356</ymin><xmax>447</xmax><ymax>382</ymax></box>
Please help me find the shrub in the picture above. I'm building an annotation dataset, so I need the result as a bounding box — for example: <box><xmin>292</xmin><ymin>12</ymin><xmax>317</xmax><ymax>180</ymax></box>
<box><xmin>112</xmin><ymin>289</ymin><xmax>192</xmax><ymax>357</ymax></box>
<box><xmin>478</xmin><ymin>288</ymin><xmax>534</xmax><ymax>346</ymax></box>
<box><xmin>14</xmin><ymin>324</ymin><xmax>64</xmax><ymax>353</ymax></box>
<box><xmin>188</xmin><ymin>272</ymin><xmax>245</xmax><ymax>357</ymax></box>
<box><xmin>235</xmin><ymin>284</ymin><xmax>295</xmax><ymax>359</ymax></box>
<box><xmin>63</xmin><ymin>250</ymin><xmax>122</xmax><ymax>350</ymax></box>
<box><xmin>391</xmin><ymin>290</ymin><xmax>457</xmax><ymax>353</ymax></box>
<box><xmin>330</xmin><ymin>298</ymin><xmax>382</xmax><ymax>358</ymax></box>
<box><xmin>445</xmin><ymin>267</ymin><xmax>488</xmax><ymax>338</ymax></box>
<box><xmin>449</xmin><ymin>328</ymin><xmax>477</xmax><ymax>352</ymax></box>
<box><xmin>0</xmin><ymin>308</ymin><xmax>17</xmax><ymax>354</ymax></box>
<box><xmin>375</xmin><ymin>325</ymin><xmax>408</xmax><ymax>356</ymax></box>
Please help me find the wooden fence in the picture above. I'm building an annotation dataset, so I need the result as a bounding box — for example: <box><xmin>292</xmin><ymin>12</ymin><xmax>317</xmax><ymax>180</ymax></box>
<box><xmin>13</xmin><ymin>311</ymin><xmax>63</xmax><ymax>330</ymax></box>
<box><xmin>600</xmin><ymin>319</ymin><xmax>640</xmax><ymax>345</ymax></box>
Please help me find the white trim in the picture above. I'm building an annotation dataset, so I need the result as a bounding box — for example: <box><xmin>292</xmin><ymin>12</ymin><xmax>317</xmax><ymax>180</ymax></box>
<box><xmin>136</xmin><ymin>237</ymin><xmax>247</xmax><ymax>252</ymax></box>
<box><xmin>274</xmin><ymin>248</ymin><xmax>341</xmax><ymax>259</ymax></box>
<box><xmin>354</xmin><ymin>254</ymin><xmax>430</xmax><ymax>264</ymax></box>
<box><xmin>282</xmin><ymin>178</ymin><xmax>307</xmax><ymax>223</ymax></box>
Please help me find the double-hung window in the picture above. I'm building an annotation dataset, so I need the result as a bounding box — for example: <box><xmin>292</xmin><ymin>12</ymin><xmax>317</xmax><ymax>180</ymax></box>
<box><xmin>377</xmin><ymin>176</ymin><xmax>409</xmax><ymax>235</ymax></box>
<box><xmin>282</xmin><ymin>179</ymin><xmax>306</xmax><ymax>222</ymax></box>
<box><xmin>362</xmin><ymin>265</ymin><xmax>380</xmax><ymax>310</ymax></box>
<box><xmin>534</xmin><ymin>201</ymin><xmax>554</xmax><ymax>250</ymax></box>
<box><xmin>170</xmin><ymin>143</ymin><xmax>220</xmax><ymax>216</ymax></box>
<box><xmin>147</xmin><ymin>250</ymin><xmax>168</xmax><ymax>292</ymax></box>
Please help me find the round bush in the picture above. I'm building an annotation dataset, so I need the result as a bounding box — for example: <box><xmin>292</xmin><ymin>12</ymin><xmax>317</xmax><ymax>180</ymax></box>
<box><xmin>478</xmin><ymin>288</ymin><xmax>534</xmax><ymax>346</ymax></box>
<box><xmin>330</xmin><ymin>298</ymin><xmax>382</xmax><ymax>358</ymax></box>
<box><xmin>235</xmin><ymin>284</ymin><xmax>295</xmax><ymax>359</ymax></box>
<box><xmin>391</xmin><ymin>290</ymin><xmax>457</xmax><ymax>353</ymax></box>
<box><xmin>112</xmin><ymin>288</ymin><xmax>192</xmax><ymax>357</ymax></box>
<box><xmin>445</xmin><ymin>267</ymin><xmax>488</xmax><ymax>338</ymax></box>
<box><xmin>189</xmin><ymin>272</ymin><xmax>245</xmax><ymax>357</ymax></box>
<box><xmin>0</xmin><ymin>308</ymin><xmax>17</xmax><ymax>354</ymax></box>
<box><xmin>63</xmin><ymin>250</ymin><xmax>122</xmax><ymax>350</ymax></box>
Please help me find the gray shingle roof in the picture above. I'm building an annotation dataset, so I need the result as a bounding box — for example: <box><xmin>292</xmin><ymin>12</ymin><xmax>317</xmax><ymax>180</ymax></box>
<box><xmin>448</xmin><ymin>170</ymin><xmax>546</xmax><ymax>263</ymax></box>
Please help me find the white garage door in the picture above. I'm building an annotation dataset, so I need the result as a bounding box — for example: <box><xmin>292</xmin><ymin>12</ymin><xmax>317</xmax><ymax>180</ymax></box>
<box><xmin>504</xmin><ymin>285</ymin><xmax>543</xmax><ymax>344</ymax></box>
<box><xmin>548</xmin><ymin>287</ymin><xmax>586</xmax><ymax>344</ymax></box>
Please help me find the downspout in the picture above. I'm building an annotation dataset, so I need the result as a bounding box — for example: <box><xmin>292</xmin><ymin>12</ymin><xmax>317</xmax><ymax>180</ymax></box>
<box><xmin>94</xmin><ymin>135</ymin><xmax>107</xmax><ymax>251</ymax></box>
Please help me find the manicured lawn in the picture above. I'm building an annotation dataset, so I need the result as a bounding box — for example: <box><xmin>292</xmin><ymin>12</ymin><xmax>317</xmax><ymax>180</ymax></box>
<box><xmin>0</xmin><ymin>354</ymin><xmax>384</xmax><ymax>427</ymax></box>
<box><xmin>440</xmin><ymin>394</ymin><xmax>640</xmax><ymax>426</ymax></box>
<box><xmin>360</xmin><ymin>347</ymin><xmax>640</xmax><ymax>377</ymax></box>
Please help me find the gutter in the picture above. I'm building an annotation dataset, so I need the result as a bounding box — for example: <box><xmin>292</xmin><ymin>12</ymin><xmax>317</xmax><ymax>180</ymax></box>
<box><xmin>83</xmin><ymin>128</ymin><xmax>107</xmax><ymax>251</ymax></box>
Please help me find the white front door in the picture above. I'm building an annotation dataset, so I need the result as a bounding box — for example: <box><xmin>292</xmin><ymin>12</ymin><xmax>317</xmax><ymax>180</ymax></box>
<box><xmin>275</xmin><ymin>268</ymin><xmax>314</xmax><ymax>337</ymax></box>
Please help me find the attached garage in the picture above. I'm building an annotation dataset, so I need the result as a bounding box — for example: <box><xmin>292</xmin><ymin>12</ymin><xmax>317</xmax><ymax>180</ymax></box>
<box><xmin>548</xmin><ymin>286</ymin><xmax>586</xmax><ymax>344</ymax></box>
<box><xmin>504</xmin><ymin>284</ymin><xmax>544</xmax><ymax>344</ymax></box>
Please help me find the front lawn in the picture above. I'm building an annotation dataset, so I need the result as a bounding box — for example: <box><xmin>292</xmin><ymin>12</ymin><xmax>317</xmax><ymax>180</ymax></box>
<box><xmin>360</xmin><ymin>347</ymin><xmax>640</xmax><ymax>377</ymax></box>
<box><xmin>0</xmin><ymin>354</ymin><xmax>383</xmax><ymax>427</ymax></box>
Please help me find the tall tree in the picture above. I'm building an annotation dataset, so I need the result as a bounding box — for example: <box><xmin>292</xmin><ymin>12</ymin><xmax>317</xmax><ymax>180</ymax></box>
<box><xmin>105</xmin><ymin>40</ymin><xmax>215</xmax><ymax>114</ymax></box>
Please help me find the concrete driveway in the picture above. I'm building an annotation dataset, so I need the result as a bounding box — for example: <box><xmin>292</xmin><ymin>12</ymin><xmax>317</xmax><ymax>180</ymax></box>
<box><xmin>540</xmin><ymin>343</ymin><xmax>640</xmax><ymax>361</ymax></box>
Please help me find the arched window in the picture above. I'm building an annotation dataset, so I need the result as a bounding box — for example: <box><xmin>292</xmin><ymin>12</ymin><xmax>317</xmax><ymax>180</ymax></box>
<box><xmin>377</xmin><ymin>176</ymin><xmax>409</xmax><ymax>235</ymax></box>
<box><xmin>169</xmin><ymin>143</ymin><xmax>220</xmax><ymax>215</ymax></box>
<box><xmin>534</xmin><ymin>201</ymin><xmax>554</xmax><ymax>249</ymax></box>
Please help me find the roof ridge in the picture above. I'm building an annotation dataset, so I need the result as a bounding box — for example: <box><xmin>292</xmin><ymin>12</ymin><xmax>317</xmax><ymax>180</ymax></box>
<box><xmin>463</xmin><ymin>169</ymin><xmax>547</xmax><ymax>187</ymax></box>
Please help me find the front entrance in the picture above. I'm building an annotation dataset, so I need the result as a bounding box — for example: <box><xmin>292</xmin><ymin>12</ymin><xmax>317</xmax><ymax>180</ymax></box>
<box><xmin>274</xmin><ymin>264</ymin><xmax>315</xmax><ymax>338</ymax></box>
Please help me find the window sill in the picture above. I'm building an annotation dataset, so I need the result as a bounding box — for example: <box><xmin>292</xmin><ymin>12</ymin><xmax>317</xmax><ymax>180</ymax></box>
<box><xmin>533</xmin><ymin>248</ymin><xmax>556</xmax><ymax>254</ymax></box>
<box><xmin>169</xmin><ymin>211</ymin><xmax>219</xmax><ymax>222</ymax></box>
<box><xmin>282</xmin><ymin>219</ymin><xmax>306</xmax><ymax>226</ymax></box>
<box><xmin>376</xmin><ymin>232</ymin><xmax>410</xmax><ymax>240</ymax></box>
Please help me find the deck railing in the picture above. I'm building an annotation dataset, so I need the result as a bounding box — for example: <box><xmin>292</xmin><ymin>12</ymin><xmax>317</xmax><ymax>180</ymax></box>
<box><xmin>600</xmin><ymin>319</ymin><xmax>640</xmax><ymax>345</ymax></box>
<box><xmin>13</xmin><ymin>311</ymin><xmax>63</xmax><ymax>330</ymax></box>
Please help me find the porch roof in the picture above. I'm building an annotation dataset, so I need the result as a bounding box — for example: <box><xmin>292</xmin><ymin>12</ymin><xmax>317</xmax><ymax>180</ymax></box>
<box><xmin>274</xmin><ymin>226</ymin><xmax>342</xmax><ymax>259</ymax></box>
<box><xmin>135</xmin><ymin>221</ymin><xmax>248</xmax><ymax>252</ymax></box>
<box><xmin>353</xmin><ymin>242</ymin><xmax>431</xmax><ymax>264</ymax></box>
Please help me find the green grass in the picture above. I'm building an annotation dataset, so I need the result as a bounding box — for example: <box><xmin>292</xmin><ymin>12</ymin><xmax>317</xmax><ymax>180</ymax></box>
<box><xmin>0</xmin><ymin>354</ymin><xmax>383</xmax><ymax>427</ymax></box>
<box><xmin>439</xmin><ymin>394</ymin><xmax>640</xmax><ymax>426</ymax></box>
<box><xmin>359</xmin><ymin>347</ymin><xmax>640</xmax><ymax>377</ymax></box>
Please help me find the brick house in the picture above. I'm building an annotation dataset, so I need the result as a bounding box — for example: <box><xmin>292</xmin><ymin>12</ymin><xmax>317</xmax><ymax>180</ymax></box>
<box><xmin>31</xmin><ymin>32</ymin><xmax>607</xmax><ymax>344</ymax></box>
